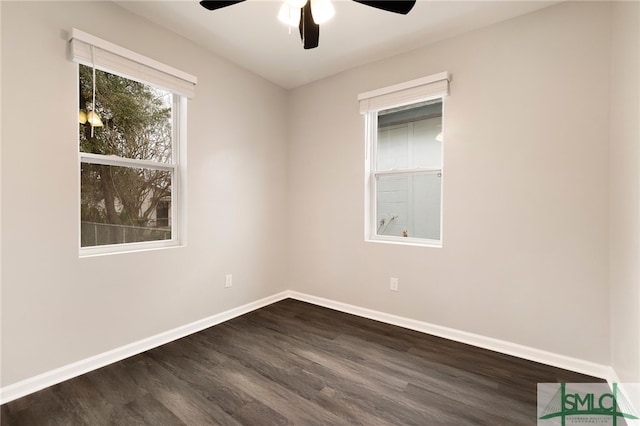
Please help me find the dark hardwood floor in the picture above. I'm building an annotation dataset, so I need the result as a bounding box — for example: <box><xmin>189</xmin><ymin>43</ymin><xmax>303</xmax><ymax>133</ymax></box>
<box><xmin>1</xmin><ymin>299</ymin><xmax>603</xmax><ymax>425</ymax></box>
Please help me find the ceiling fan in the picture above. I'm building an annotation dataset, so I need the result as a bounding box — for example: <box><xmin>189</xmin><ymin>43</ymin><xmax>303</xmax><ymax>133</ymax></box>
<box><xmin>199</xmin><ymin>0</ymin><xmax>417</xmax><ymax>49</ymax></box>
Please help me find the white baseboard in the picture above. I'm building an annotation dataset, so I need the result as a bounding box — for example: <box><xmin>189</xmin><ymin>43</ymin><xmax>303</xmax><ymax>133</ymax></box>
<box><xmin>0</xmin><ymin>291</ymin><xmax>290</xmax><ymax>405</ymax></box>
<box><xmin>287</xmin><ymin>291</ymin><xmax>612</xmax><ymax>381</ymax></box>
<box><xmin>2</xmin><ymin>289</ymin><xmax>618</xmax><ymax>405</ymax></box>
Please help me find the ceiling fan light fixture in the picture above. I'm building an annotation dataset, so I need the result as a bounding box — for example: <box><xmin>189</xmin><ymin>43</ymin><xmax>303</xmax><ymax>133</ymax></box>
<box><xmin>278</xmin><ymin>2</ymin><xmax>301</xmax><ymax>27</ymax></box>
<box><xmin>201</xmin><ymin>0</ymin><xmax>417</xmax><ymax>50</ymax></box>
<box><xmin>285</xmin><ymin>0</ymin><xmax>307</xmax><ymax>8</ymax></box>
<box><xmin>310</xmin><ymin>0</ymin><xmax>335</xmax><ymax>24</ymax></box>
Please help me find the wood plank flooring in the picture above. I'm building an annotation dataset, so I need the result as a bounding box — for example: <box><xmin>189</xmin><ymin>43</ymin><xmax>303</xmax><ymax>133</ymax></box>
<box><xmin>1</xmin><ymin>299</ymin><xmax>604</xmax><ymax>425</ymax></box>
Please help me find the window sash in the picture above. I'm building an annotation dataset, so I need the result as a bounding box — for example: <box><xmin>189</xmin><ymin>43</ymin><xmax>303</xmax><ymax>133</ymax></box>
<box><xmin>368</xmin><ymin>159</ymin><xmax>443</xmax><ymax>246</ymax></box>
<box><xmin>372</xmin><ymin>169</ymin><xmax>442</xmax><ymax>236</ymax></box>
<box><xmin>374</xmin><ymin>168</ymin><xmax>441</xmax><ymax>177</ymax></box>
<box><xmin>79</xmin><ymin>160</ymin><xmax>179</xmax><ymax>255</ymax></box>
<box><xmin>79</xmin><ymin>153</ymin><xmax>176</xmax><ymax>172</ymax></box>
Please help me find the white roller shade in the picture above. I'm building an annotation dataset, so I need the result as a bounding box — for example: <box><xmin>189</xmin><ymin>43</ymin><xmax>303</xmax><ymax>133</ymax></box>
<box><xmin>69</xmin><ymin>28</ymin><xmax>197</xmax><ymax>99</ymax></box>
<box><xmin>359</xmin><ymin>72</ymin><xmax>449</xmax><ymax>114</ymax></box>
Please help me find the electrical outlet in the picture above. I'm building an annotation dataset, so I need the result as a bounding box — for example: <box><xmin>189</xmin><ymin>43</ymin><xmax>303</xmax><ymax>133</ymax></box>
<box><xmin>225</xmin><ymin>274</ymin><xmax>233</xmax><ymax>288</ymax></box>
<box><xmin>390</xmin><ymin>277</ymin><xmax>399</xmax><ymax>291</ymax></box>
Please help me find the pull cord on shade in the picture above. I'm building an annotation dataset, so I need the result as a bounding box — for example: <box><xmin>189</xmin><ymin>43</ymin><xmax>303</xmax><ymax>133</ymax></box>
<box><xmin>78</xmin><ymin>45</ymin><xmax>103</xmax><ymax>136</ymax></box>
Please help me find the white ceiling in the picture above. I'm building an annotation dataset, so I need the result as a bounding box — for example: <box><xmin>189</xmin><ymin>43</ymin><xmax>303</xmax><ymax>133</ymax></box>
<box><xmin>115</xmin><ymin>0</ymin><xmax>559</xmax><ymax>89</ymax></box>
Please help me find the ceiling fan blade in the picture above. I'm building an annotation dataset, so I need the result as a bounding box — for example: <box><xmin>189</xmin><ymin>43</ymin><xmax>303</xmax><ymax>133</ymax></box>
<box><xmin>352</xmin><ymin>0</ymin><xmax>416</xmax><ymax>15</ymax></box>
<box><xmin>199</xmin><ymin>0</ymin><xmax>246</xmax><ymax>11</ymax></box>
<box><xmin>298</xmin><ymin>1</ymin><xmax>320</xmax><ymax>49</ymax></box>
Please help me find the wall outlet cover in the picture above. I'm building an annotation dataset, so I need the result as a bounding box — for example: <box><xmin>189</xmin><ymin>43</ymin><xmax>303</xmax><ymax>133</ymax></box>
<box><xmin>390</xmin><ymin>277</ymin><xmax>399</xmax><ymax>291</ymax></box>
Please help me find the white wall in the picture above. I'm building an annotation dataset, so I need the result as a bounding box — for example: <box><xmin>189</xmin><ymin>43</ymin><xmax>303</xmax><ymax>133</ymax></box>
<box><xmin>1</xmin><ymin>1</ymin><xmax>288</xmax><ymax>387</ymax></box>
<box><xmin>609</xmin><ymin>1</ymin><xmax>640</xmax><ymax>384</ymax></box>
<box><xmin>286</xmin><ymin>1</ymin><xmax>613</xmax><ymax>365</ymax></box>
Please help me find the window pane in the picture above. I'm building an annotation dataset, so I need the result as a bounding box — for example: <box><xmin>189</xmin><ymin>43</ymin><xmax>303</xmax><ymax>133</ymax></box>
<box><xmin>79</xmin><ymin>65</ymin><xmax>173</xmax><ymax>163</ymax></box>
<box><xmin>376</xmin><ymin>173</ymin><xmax>441</xmax><ymax>240</ymax></box>
<box><xmin>80</xmin><ymin>163</ymin><xmax>172</xmax><ymax>247</ymax></box>
<box><xmin>377</xmin><ymin>100</ymin><xmax>442</xmax><ymax>170</ymax></box>
<box><xmin>377</xmin><ymin>125</ymin><xmax>409</xmax><ymax>170</ymax></box>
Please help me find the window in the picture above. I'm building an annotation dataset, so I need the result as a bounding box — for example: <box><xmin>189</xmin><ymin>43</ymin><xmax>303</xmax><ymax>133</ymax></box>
<box><xmin>70</xmin><ymin>29</ymin><xmax>196</xmax><ymax>255</ymax></box>
<box><xmin>156</xmin><ymin>200</ymin><xmax>170</xmax><ymax>228</ymax></box>
<box><xmin>360</xmin><ymin>72</ymin><xmax>449</xmax><ymax>246</ymax></box>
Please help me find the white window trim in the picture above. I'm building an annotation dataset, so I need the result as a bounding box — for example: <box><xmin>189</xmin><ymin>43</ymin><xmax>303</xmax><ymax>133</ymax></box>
<box><xmin>361</xmin><ymin>72</ymin><xmax>449</xmax><ymax>248</ymax></box>
<box><xmin>73</xmin><ymin>32</ymin><xmax>191</xmax><ymax>257</ymax></box>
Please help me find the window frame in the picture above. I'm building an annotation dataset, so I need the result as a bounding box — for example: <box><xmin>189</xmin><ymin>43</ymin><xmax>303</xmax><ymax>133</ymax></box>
<box><xmin>71</xmin><ymin>30</ymin><xmax>194</xmax><ymax>257</ymax></box>
<box><xmin>361</xmin><ymin>73</ymin><xmax>449</xmax><ymax>248</ymax></box>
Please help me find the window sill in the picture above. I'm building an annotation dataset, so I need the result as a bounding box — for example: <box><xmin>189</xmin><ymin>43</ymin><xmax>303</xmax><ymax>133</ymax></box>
<box><xmin>79</xmin><ymin>240</ymin><xmax>184</xmax><ymax>258</ymax></box>
<box><xmin>366</xmin><ymin>236</ymin><xmax>442</xmax><ymax>248</ymax></box>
